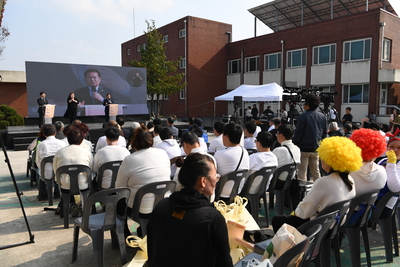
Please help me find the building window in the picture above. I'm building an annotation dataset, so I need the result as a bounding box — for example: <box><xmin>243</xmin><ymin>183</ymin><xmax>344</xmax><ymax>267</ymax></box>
<box><xmin>228</xmin><ymin>59</ymin><xmax>241</xmax><ymax>74</ymax></box>
<box><xmin>313</xmin><ymin>44</ymin><xmax>336</xmax><ymax>65</ymax></box>
<box><xmin>127</xmin><ymin>48</ymin><xmax>131</xmax><ymax>56</ymax></box>
<box><xmin>163</xmin><ymin>94</ymin><xmax>169</xmax><ymax>100</ymax></box>
<box><xmin>344</xmin><ymin>38</ymin><xmax>371</xmax><ymax>61</ymax></box>
<box><xmin>180</xmin><ymin>89</ymin><xmax>186</xmax><ymax>99</ymax></box>
<box><xmin>163</xmin><ymin>35</ymin><xmax>168</xmax><ymax>43</ymax></box>
<box><xmin>137</xmin><ymin>45</ymin><xmax>140</xmax><ymax>52</ymax></box>
<box><xmin>287</xmin><ymin>48</ymin><xmax>306</xmax><ymax>68</ymax></box>
<box><xmin>343</xmin><ymin>84</ymin><xmax>369</xmax><ymax>103</ymax></box>
<box><xmin>179</xmin><ymin>29</ymin><xmax>186</xmax><ymax>38</ymax></box>
<box><xmin>142</xmin><ymin>43</ymin><xmax>146</xmax><ymax>50</ymax></box>
<box><xmin>265</xmin><ymin>53</ymin><xmax>281</xmax><ymax>70</ymax></box>
<box><xmin>180</xmin><ymin>58</ymin><xmax>186</xmax><ymax>69</ymax></box>
<box><xmin>382</xmin><ymin>38</ymin><xmax>391</xmax><ymax>61</ymax></box>
<box><xmin>245</xmin><ymin>56</ymin><xmax>260</xmax><ymax>72</ymax></box>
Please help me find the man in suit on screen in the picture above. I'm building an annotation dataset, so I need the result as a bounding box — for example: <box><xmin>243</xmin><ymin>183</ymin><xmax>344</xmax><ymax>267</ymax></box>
<box><xmin>74</xmin><ymin>69</ymin><xmax>114</xmax><ymax>105</ymax></box>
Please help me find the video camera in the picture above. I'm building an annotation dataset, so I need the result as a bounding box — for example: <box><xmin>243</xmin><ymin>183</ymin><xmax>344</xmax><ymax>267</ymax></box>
<box><xmin>283</xmin><ymin>86</ymin><xmax>337</xmax><ymax>104</ymax></box>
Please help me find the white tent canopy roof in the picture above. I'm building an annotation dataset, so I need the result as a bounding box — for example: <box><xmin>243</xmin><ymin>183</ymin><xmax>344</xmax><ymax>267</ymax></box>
<box><xmin>214</xmin><ymin>83</ymin><xmax>283</xmax><ymax>102</ymax></box>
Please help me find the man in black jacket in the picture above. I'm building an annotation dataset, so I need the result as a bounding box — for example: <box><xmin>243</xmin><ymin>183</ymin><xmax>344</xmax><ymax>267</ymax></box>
<box><xmin>292</xmin><ymin>94</ymin><xmax>327</xmax><ymax>181</ymax></box>
<box><xmin>37</xmin><ymin>91</ymin><xmax>48</xmax><ymax>128</ymax></box>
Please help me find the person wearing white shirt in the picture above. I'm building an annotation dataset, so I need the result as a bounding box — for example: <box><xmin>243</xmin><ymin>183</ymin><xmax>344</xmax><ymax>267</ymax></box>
<box><xmin>248</xmin><ymin>131</ymin><xmax>278</xmax><ymax>194</ymax></box>
<box><xmin>116</xmin><ymin>125</ymin><xmax>170</xmax><ymax>236</ymax></box>
<box><xmin>272</xmin><ymin>124</ymin><xmax>301</xmax><ymax>186</ymax></box>
<box><xmin>208</xmin><ymin>121</ymin><xmax>226</xmax><ymax>153</ymax></box>
<box><xmin>173</xmin><ymin>131</ymin><xmax>216</xmax><ymax>191</ymax></box>
<box><xmin>92</xmin><ymin>127</ymin><xmax>130</xmax><ymax>189</ymax></box>
<box><xmin>36</xmin><ymin>124</ymin><xmax>68</xmax><ymax>198</ymax></box>
<box><xmin>214</xmin><ymin>123</ymin><xmax>249</xmax><ymax>198</ymax></box>
<box><xmin>267</xmin><ymin>119</ymin><xmax>275</xmax><ymax>132</ymax></box>
<box><xmin>152</xmin><ymin>124</ymin><xmax>162</xmax><ymax>147</ymax></box>
<box><xmin>53</xmin><ymin>127</ymin><xmax>93</xmax><ymax>191</ymax></box>
<box><xmin>155</xmin><ymin>127</ymin><xmax>181</xmax><ymax>177</ymax></box>
<box><xmin>95</xmin><ymin>121</ymin><xmax>126</xmax><ymax>152</ymax></box>
<box><xmin>243</xmin><ymin>121</ymin><xmax>257</xmax><ymax>150</ymax></box>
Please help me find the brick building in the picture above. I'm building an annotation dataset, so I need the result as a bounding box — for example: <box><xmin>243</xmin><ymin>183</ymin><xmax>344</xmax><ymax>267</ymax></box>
<box><xmin>121</xmin><ymin>17</ymin><xmax>232</xmax><ymax>118</ymax></box>
<box><xmin>123</xmin><ymin>0</ymin><xmax>400</xmax><ymax>122</ymax></box>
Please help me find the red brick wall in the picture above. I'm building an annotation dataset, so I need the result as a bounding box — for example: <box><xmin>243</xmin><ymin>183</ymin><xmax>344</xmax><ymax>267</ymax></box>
<box><xmin>0</xmin><ymin>82</ymin><xmax>28</xmax><ymax>117</ymax></box>
<box><xmin>122</xmin><ymin>16</ymin><xmax>232</xmax><ymax>117</ymax></box>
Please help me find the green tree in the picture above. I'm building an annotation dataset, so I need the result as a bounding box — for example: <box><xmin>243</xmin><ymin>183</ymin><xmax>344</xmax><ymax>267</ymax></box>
<box><xmin>0</xmin><ymin>105</ymin><xmax>24</xmax><ymax>130</ymax></box>
<box><xmin>129</xmin><ymin>20</ymin><xmax>186</xmax><ymax>117</ymax></box>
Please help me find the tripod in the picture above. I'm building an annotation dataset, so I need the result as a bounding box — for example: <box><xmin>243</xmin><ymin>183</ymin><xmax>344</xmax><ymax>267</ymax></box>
<box><xmin>0</xmin><ymin>130</ymin><xmax>35</xmax><ymax>250</ymax></box>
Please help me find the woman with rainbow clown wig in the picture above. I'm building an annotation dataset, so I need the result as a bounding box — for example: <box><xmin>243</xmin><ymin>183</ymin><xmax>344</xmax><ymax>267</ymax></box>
<box><xmin>272</xmin><ymin>136</ymin><xmax>362</xmax><ymax>232</ymax></box>
<box><xmin>349</xmin><ymin>128</ymin><xmax>387</xmax><ymax>196</ymax></box>
<box><xmin>377</xmin><ymin>128</ymin><xmax>400</xmax><ymax>218</ymax></box>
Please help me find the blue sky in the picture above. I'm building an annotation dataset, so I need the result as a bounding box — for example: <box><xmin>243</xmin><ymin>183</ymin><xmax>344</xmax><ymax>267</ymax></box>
<box><xmin>1</xmin><ymin>0</ymin><xmax>399</xmax><ymax>71</ymax></box>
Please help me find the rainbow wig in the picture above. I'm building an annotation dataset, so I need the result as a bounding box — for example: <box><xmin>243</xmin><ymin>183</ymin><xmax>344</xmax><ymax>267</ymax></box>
<box><xmin>350</xmin><ymin>128</ymin><xmax>387</xmax><ymax>161</ymax></box>
<box><xmin>317</xmin><ymin>136</ymin><xmax>362</xmax><ymax>173</ymax></box>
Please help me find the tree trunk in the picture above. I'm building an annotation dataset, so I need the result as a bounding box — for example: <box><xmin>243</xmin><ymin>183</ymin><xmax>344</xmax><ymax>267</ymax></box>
<box><xmin>150</xmin><ymin>95</ymin><xmax>155</xmax><ymax>118</ymax></box>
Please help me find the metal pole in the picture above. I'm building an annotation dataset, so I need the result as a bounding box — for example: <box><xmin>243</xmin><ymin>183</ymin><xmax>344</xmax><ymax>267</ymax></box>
<box><xmin>184</xmin><ymin>19</ymin><xmax>188</xmax><ymax>117</ymax></box>
<box><xmin>0</xmin><ymin>131</ymin><xmax>35</xmax><ymax>250</ymax></box>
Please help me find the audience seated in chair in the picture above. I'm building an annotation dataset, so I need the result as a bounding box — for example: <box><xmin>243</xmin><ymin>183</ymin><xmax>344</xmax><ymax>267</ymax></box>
<box><xmin>377</xmin><ymin>130</ymin><xmax>400</xmax><ymax>219</ymax></box>
<box><xmin>147</xmin><ymin>153</ymin><xmax>232</xmax><ymax>267</ymax></box>
<box><xmin>248</xmin><ymin>131</ymin><xmax>278</xmax><ymax>192</ymax></box>
<box><xmin>154</xmin><ymin>127</ymin><xmax>181</xmax><ymax>177</ymax></box>
<box><xmin>115</xmin><ymin>124</ymin><xmax>171</xmax><ymax>236</ymax></box>
<box><xmin>95</xmin><ymin>121</ymin><xmax>126</xmax><ymax>152</ymax></box>
<box><xmin>172</xmin><ymin>131</ymin><xmax>216</xmax><ymax>192</ymax></box>
<box><xmin>208</xmin><ymin>121</ymin><xmax>226</xmax><ymax>153</ymax></box>
<box><xmin>243</xmin><ymin>121</ymin><xmax>257</xmax><ymax>150</ymax></box>
<box><xmin>214</xmin><ymin>122</ymin><xmax>249</xmax><ymax>199</ymax></box>
<box><xmin>36</xmin><ymin>124</ymin><xmax>68</xmax><ymax>200</ymax></box>
<box><xmin>271</xmin><ymin>136</ymin><xmax>360</xmax><ymax>233</ymax></box>
<box><xmin>349</xmin><ymin>128</ymin><xmax>387</xmax><ymax>197</ymax></box>
<box><xmin>92</xmin><ymin>127</ymin><xmax>130</xmax><ymax>189</ymax></box>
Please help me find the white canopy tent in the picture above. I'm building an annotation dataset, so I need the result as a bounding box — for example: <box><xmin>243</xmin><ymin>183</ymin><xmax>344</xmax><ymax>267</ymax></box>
<box><xmin>213</xmin><ymin>83</ymin><xmax>284</xmax><ymax>117</ymax></box>
<box><xmin>214</xmin><ymin>83</ymin><xmax>283</xmax><ymax>102</ymax></box>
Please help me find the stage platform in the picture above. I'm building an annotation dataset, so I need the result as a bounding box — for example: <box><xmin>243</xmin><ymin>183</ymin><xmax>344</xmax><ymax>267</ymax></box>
<box><xmin>3</xmin><ymin>120</ymin><xmax>193</xmax><ymax>151</ymax></box>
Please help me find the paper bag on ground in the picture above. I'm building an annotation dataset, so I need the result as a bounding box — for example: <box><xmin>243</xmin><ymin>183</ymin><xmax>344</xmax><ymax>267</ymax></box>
<box><xmin>261</xmin><ymin>223</ymin><xmax>306</xmax><ymax>266</ymax></box>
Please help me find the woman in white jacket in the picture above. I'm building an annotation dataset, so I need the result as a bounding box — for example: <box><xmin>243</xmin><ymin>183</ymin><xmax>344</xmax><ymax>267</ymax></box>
<box><xmin>349</xmin><ymin>128</ymin><xmax>387</xmax><ymax>196</ymax></box>
<box><xmin>271</xmin><ymin>136</ymin><xmax>362</xmax><ymax>232</ymax></box>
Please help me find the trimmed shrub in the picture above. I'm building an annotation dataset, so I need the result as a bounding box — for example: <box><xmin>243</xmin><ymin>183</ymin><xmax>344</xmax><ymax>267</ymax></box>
<box><xmin>0</xmin><ymin>105</ymin><xmax>24</xmax><ymax>130</ymax></box>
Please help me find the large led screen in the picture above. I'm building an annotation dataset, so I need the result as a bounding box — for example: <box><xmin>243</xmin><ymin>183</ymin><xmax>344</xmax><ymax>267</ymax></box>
<box><xmin>26</xmin><ymin>61</ymin><xmax>147</xmax><ymax>117</ymax></box>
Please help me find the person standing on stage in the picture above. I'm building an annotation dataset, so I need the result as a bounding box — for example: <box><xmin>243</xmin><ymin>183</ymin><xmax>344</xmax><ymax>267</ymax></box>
<box><xmin>37</xmin><ymin>91</ymin><xmax>48</xmax><ymax>128</ymax></box>
<box><xmin>64</xmin><ymin>92</ymin><xmax>79</xmax><ymax>124</ymax></box>
<box><xmin>103</xmin><ymin>93</ymin><xmax>113</xmax><ymax>122</ymax></box>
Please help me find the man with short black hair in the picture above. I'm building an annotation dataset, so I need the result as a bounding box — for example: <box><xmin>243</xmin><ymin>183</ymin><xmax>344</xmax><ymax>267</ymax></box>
<box><xmin>215</xmin><ymin>123</ymin><xmax>250</xmax><ymax>198</ymax></box>
<box><xmin>152</xmin><ymin>124</ymin><xmax>163</xmax><ymax>147</ymax></box>
<box><xmin>93</xmin><ymin>127</ymin><xmax>130</xmax><ymax>189</ymax></box>
<box><xmin>273</xmin><ymin>124</ymin><xmax>301</xmax><ymax>169</ymax></box>
<box><xmin>243</xmin><ymin>121</ymin><xmax>257</xmax><ymax>150</ymax></box>
<box><xmin>209</xmin><ymin>121</ymin><xmax>226</xmax><ymax>153</ymax></box>
<box><xmin>342</xmin><ymin>107</ymin><xmax>353</xmax><ymax>123</ymax></box>
<box><xmin>249</xmin><ymin>131</ymin><xmax>278</xmax><ymax>176</ymax></box>
<box><xmin>246</xmin><ymin>131</ymin><xmax>278</xmax><ymax>194</ymax></box>
<box><xmin>36</xmin><ymin>124</ymin><xmax>68</xmax><ymax>199</ymax></box>
<box><xmin>95</xmin><ymin>121</ymin><xmax>126</xmax><ymax>152</ymax></box>
<box><xmin>37</xmin><ymin>91</ymin><xmax>48</xmax><ymax>128</ymax></box>
<box><xmin>293</xmin><ymin>94</ymin><xmax>327</xmax><ymax>181</ymax></box>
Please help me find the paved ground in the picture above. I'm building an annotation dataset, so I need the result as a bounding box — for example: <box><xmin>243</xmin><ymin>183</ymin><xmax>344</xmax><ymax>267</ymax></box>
<box><xmin>1</xmin><ymin>147</ymin><xmax>400</xmax><ymax>266</ymax></box>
